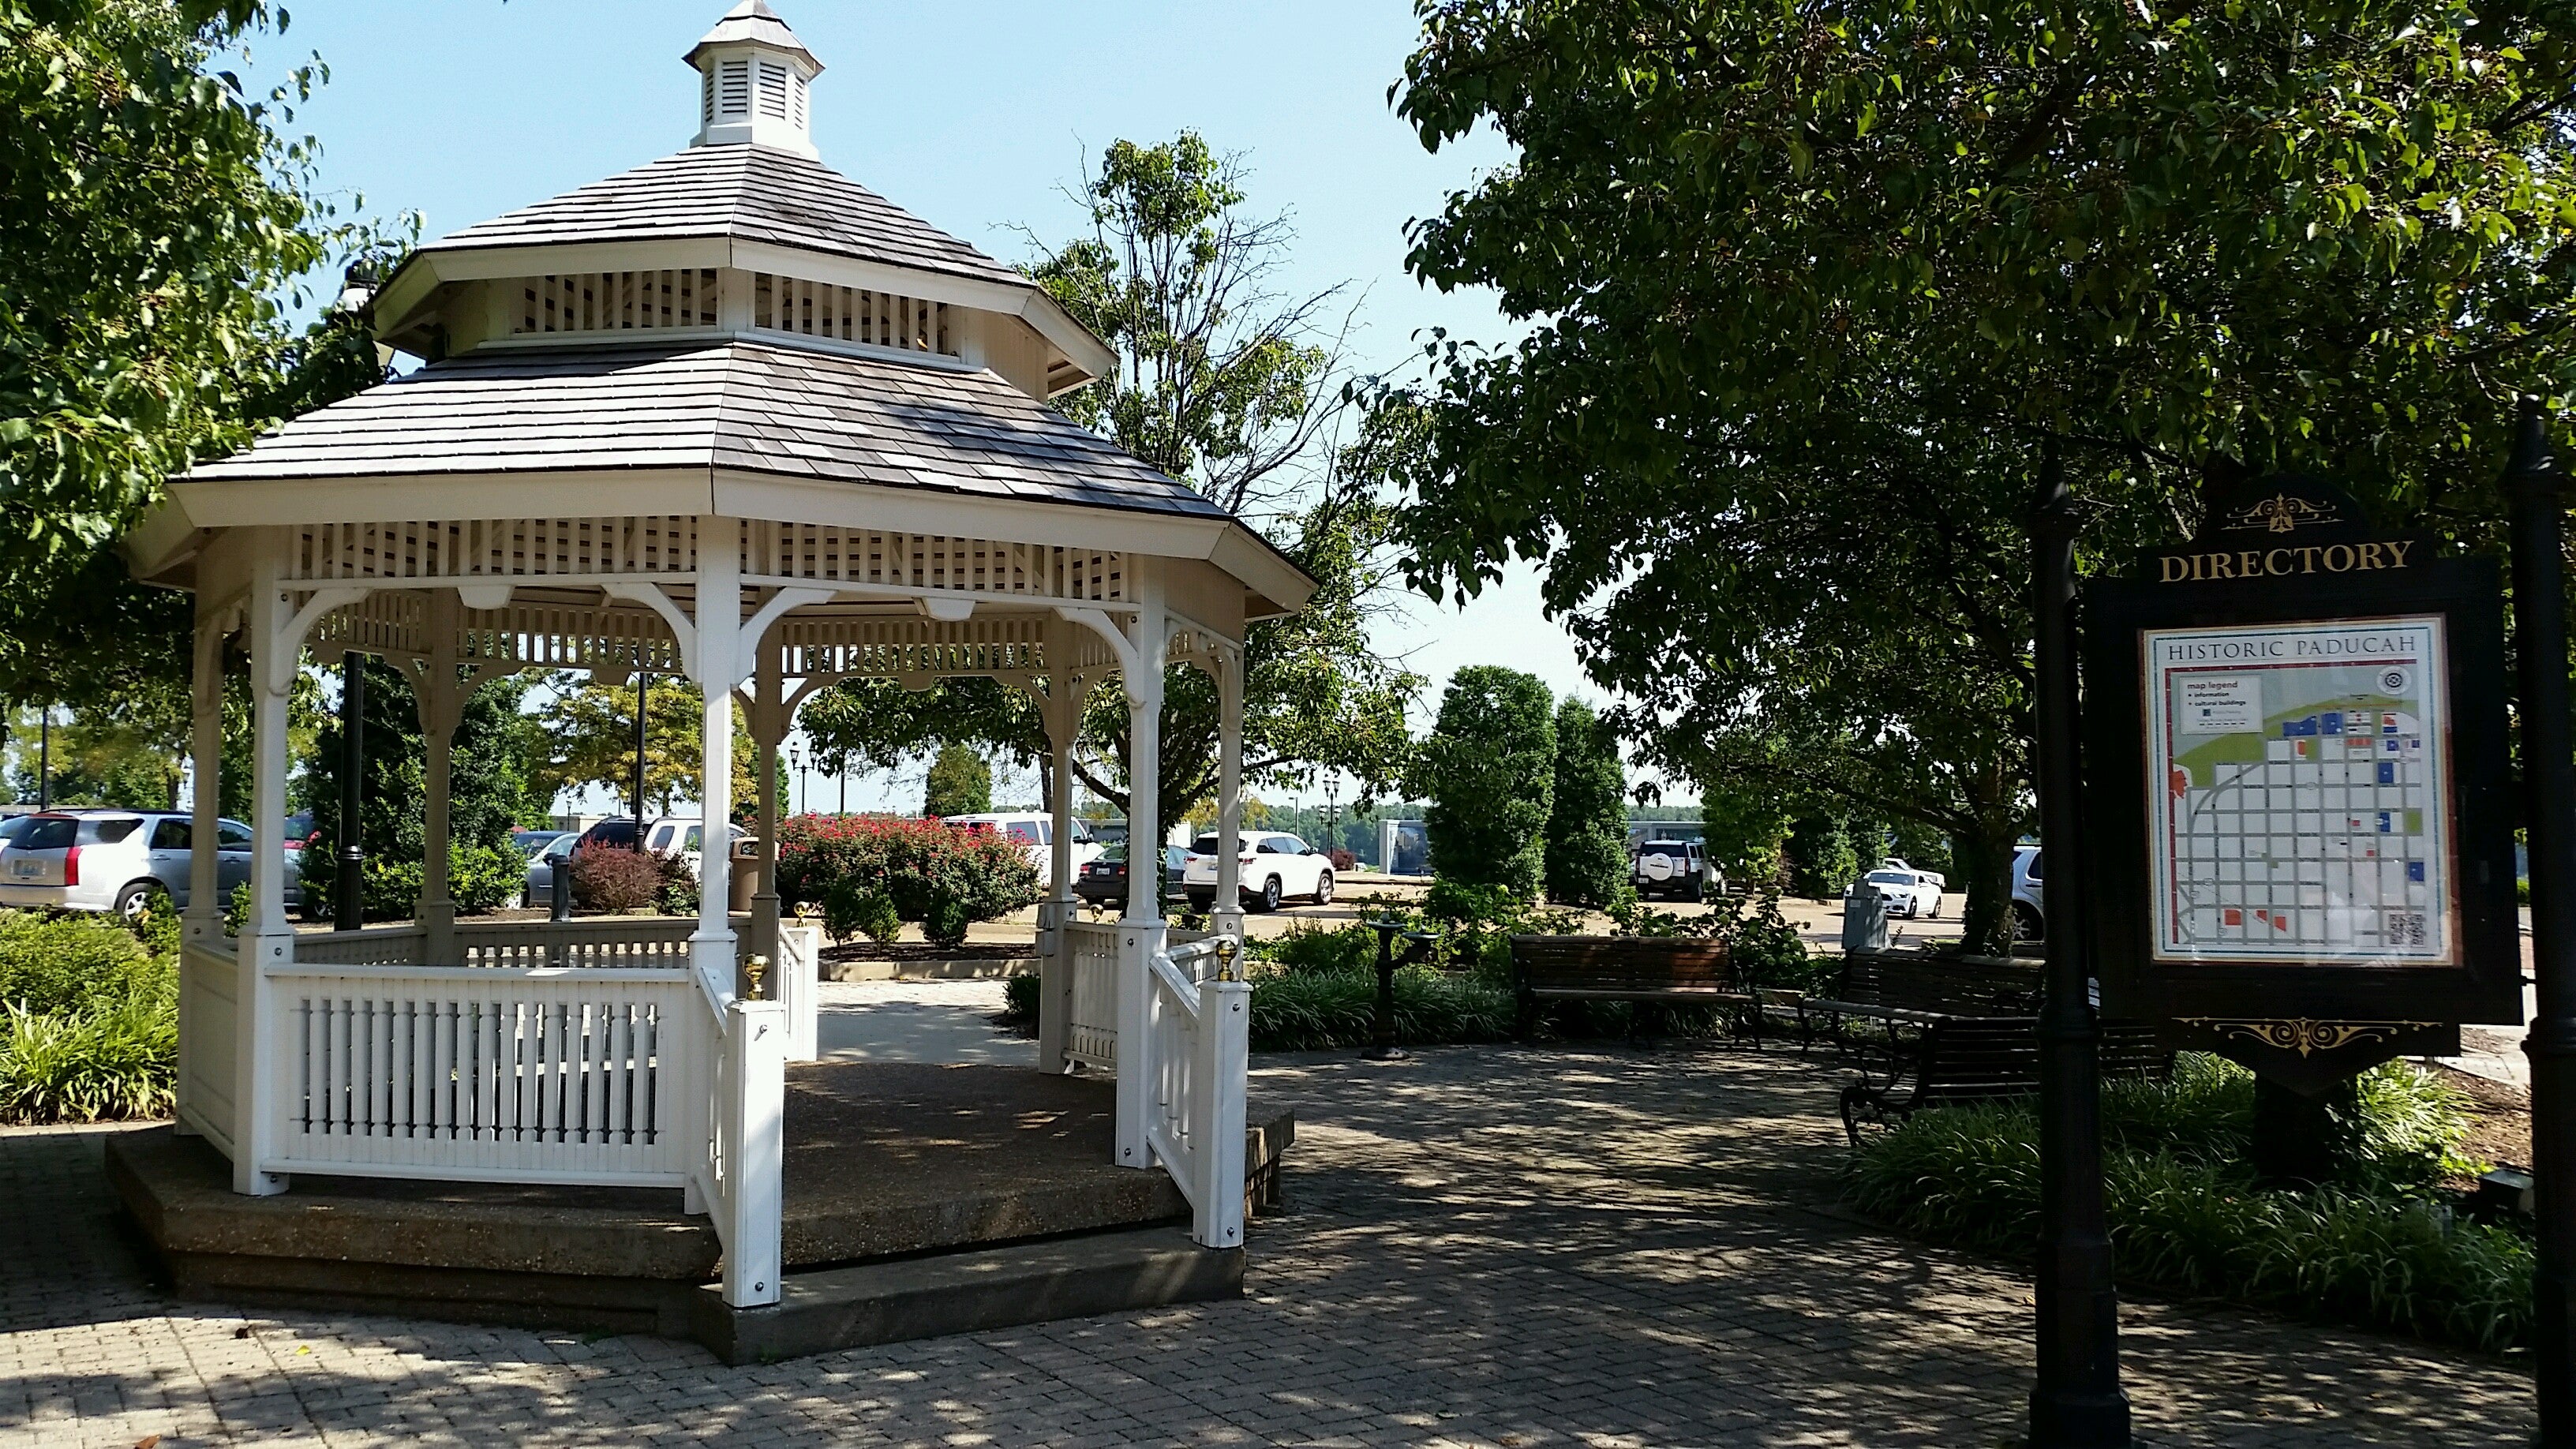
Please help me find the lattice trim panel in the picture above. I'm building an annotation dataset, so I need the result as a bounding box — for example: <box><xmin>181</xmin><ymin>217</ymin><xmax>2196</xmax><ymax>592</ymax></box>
<box><xmin>743</xmin><ymin>524</ymin><xmax>1124</xmax><ymax>601</ymax></box>
<box><xmin>769</xmin><ymin>615</ymin><xmax>1046</xmax><ymax>681</ymax></box>
<box><xmin>308</xmin><ymin>593</ymin><xmax>683</xmax><ymax>675</ymax></box>
<box><xmin>293</xmin><ymin>519</ymin><xmax>702</xmax><ymax>582</ymax></box>
<box><xmin>747</xmin><ymin>273</ymin><xmax>950</xmax><ymax>355</ymax></box>
<box><xmin>515</xmin><ymin>271</ymin><xmax>719</xmax><ymax>335</ymax></box>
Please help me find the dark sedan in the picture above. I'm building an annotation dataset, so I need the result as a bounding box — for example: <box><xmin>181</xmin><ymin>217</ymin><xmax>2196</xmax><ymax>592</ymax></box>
<box><xmin>1074</xmin><ymin>845</ymin><xmax>1192</xmax><ymax>909</ymax></box>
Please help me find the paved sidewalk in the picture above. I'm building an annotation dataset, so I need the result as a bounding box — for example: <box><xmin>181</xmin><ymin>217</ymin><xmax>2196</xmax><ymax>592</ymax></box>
<box><xmin>2</xmin><ymin>1044</ymin><xmax>2537</xmax><ymax>1447</ymax></box>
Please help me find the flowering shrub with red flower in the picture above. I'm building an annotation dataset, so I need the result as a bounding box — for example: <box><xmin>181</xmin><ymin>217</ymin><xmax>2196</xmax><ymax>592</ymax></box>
<box><xmin>775</xmin><ymin>814</ymin><xmax>1040</xmax><ymax>946</ymax></box>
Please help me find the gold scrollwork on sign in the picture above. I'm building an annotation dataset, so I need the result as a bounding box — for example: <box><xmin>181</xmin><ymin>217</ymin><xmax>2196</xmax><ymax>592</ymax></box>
<box><xmin>2174</xmin><ymin>1018</ymin><xmax>2440</xmax><ymax>1057</ymax></box>
<box><xmin>2224</xmin><ymin>492</ymin><xmax>2342</xmax><ymax>535</ymax></box>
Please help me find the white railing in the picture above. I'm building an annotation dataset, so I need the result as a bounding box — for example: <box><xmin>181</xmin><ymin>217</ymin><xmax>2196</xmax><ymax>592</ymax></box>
<box><xmin>252</xmin><ymin>956</ymin><xmax>786</xmax><ymax>1309</ymax></box>
<box><xmin>459</xmin><ymin>917</ymin><xmax>695</xmax><ymax>970</ymax></box>
<box><xmin>176</xmin><ymin>939</ymin><xmax>239</xmax><ymax>1155</ymax></box>
<box><xmin>262</xmin><ymin>963</ymin><xmax>702</xmax><ymax>1185</ymax></box>
<box><xmin>1064</xmin><ymin>919</ymin><xmax>1122</xmax><ymax>1069</ymax></box>
<box><xmin>294</xmin><ymin>926</ymin><xmax>429</xmax><ymax>966</ymax></box>
<box><xmin>1132</xmin><ymin>936</ymin><xmax>1251</xmax><ymax>1250</ymax></box>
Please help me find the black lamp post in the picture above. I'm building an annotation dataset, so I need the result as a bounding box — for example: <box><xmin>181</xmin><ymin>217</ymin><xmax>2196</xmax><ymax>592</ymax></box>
<box><xmin>631</xmin><ymin>670</ymin><xmax>650</xmax><ymax>849</ymax></box>
<box><xmin>2504</xmin><ymin>400</ymin><xmax>2576</xmax><ymax>1443</ymax></box>
<box><xmin>2027</xmin><ymin>447</ymin><xmax>2130</xmax><ymax>1447</ymax></box>
<box><xmin>335</xmin><ymin>652</ymin><xmax>365</xmax><ymax>932</ymax></box>
<box><xmin>1363</xmin><ymin>919</ymin><xmax>1436</xmax><ymax>1061</ymax></box>
<box><xmin>35</xmin><ymin>705</ymin><xmax>49</xmax><ymax>811</ymax></box>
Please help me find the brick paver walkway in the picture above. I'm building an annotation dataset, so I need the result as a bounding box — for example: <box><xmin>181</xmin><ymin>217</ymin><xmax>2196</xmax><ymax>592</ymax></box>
<box><xmin>1</xmin><ymin>1043</ymin><xmax>2538</xmax><ymax>1446</ymax></box>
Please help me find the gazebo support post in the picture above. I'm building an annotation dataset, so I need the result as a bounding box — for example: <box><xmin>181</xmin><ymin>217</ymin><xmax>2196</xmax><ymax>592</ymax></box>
<box><xmin>746</xmin><ymin>617</ymin><xmax>786</xmax><ymax>985</ymax></box>
<box><xmin>1212</xmin><ymin>642</ymin><xmax>1245</xmax><ymax>943</ymax></box>
<box><xmin>415</xmin><ymin>590</ymin><xmax>461</xmax><ymax>963</ymax></box>
<box><xmin>182</xmin><ymin>606</ymin><xmax>227</xmax><ymax>958</ymax></box>
<box><xmin>1115</xmin><ymin>575</ymin><xmax>1169</xmax><ymax>1170</ymax></box>
<box><xmin>1036</xmin><ymin>628</ymin><xmax>1083</xmax><ymax>1073</ymax></box>
<box><xmin>691</xmin><ymin>530</ymin><xmax>743</xmax><ymax>988</ymax></box>
<box><xmin>234</xmin><ymin>549</ymin><xmax>299</xmax><ymax>1196</ymax></box>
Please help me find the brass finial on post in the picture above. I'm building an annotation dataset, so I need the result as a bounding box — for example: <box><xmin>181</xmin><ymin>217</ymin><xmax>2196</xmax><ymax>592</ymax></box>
<box><xmin>745</xmin><ymin>953</ymin><xmax>769</xmax><ymax>1000</ymax></box>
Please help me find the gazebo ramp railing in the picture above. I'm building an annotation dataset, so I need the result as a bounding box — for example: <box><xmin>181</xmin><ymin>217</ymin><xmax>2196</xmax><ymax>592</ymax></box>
<box><xmin>1046</xmin><ymin>919</ymin><xmax>1249</xmax><ymax>1249</ymax></box>
<box><xmin>175</xmin><ymin>917</ymin><xmax>822</xmax><ymax>1309</ymax></box>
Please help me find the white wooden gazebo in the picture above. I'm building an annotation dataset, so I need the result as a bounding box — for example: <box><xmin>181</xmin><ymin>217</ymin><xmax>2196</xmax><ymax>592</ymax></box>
<box><xmin>121</xmin><ymin>2</ymin><xmax>1305</xmax><ymax>1310</ymax></box>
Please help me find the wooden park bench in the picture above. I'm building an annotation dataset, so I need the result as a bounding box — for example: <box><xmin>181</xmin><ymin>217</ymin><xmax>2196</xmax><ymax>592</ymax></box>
<box><xmin>1783</xmin><ymin>951</ymin><xmax>2046</xmax><ymax>1056</ymax></box>
<box><xmin>1837</xmin><ymin>1017</ymin><xmax>2174</xmax><ymax>1144</ymax></box>
<box><xmin>1509</xmin><ymin>935</ymin><xmax>1750</xmax><ymax>1043</ymax></box>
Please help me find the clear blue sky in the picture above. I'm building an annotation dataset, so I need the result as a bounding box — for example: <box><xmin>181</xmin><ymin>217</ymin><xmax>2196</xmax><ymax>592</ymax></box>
<box><xmin>242</xmin><ymin>1</ymin><xmax>1650</xmax><ymax>813</ymax></box>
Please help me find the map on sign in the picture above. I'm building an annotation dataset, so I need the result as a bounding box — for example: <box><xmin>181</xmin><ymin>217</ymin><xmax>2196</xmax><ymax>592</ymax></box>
<box><xmin>2143</xmin><ymin>617</ymin><xmax>2454</xmax><ymax>964</ymax></box>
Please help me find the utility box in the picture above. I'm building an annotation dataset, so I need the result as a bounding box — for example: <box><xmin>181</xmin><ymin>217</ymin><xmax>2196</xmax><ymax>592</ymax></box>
<box><xmin>1841</xmin><ymin>886</ymin><xmax>1889</xmax><ymax>954</ymax></box>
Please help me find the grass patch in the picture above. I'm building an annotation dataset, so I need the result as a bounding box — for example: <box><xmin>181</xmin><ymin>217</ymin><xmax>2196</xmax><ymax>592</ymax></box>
<box><xmin>1844</xmin><ymin>1054</ymin><xmax>2533</xmax><ymax>1353</ymax></box>
<box><xmin>0</xmin><ymin>908</ymin><xmax>178</xmax><ymax>1124</ymax></box>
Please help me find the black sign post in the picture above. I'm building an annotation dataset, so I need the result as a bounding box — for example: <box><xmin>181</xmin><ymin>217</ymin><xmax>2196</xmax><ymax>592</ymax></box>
<box><xmin>2028</xmin><ymin>452</ymin><xmax>2130</xmax><ymax>1448</ymax></box>
<box><xmin>2505</xmin><ymin>404</ymin><xmax>2576</xmax><ymax>1444</ymax></box>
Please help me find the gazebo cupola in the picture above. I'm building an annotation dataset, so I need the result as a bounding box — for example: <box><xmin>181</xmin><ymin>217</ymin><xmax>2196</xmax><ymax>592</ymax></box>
<box><xmin>688</xmin><ymin>1</ymin><xmax>821</xmax><ymax>158</ymax></box>
<box><xmin>121</xmin><ymin>1</ymin><xmax>1307</xmax><ymax>1322</ymax></box>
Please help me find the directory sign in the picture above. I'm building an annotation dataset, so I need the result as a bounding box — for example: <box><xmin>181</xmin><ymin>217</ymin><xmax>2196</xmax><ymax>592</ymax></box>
<box><xmin>2083</xmin><ymin>477</ymin><xmax>2522</xmax><ymax>1073</ymax></box>
<box><xmin>2144</xmin><ymin>617</ymin><xmax>2452</xmax><ymax>965</ymax></box>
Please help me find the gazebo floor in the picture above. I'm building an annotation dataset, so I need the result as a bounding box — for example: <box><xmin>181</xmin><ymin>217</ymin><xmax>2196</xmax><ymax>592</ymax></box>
<box><xmin>107</xmin><ymin>1063</ymin><xmax>1294</xmax><ymax>1359</ymax></box>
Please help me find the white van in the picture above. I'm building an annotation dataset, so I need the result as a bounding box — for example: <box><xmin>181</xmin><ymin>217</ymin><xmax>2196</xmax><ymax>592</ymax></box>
<box><xmin>940</xmin><ymin>812</ymin><xmax>1101</xmax><ymax>889</ymax></box>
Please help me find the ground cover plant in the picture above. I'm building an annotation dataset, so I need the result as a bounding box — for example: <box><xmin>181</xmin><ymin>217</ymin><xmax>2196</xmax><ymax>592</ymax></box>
<box><xmin>0</xmin><ymin>908</ymin><xmax>177</xmax><ymax>1123</ymax></box>
<box><xmin>1844</xmin><ymin>1054</ymin><xmax>2534</xmax><ymax>1353</ymax></box>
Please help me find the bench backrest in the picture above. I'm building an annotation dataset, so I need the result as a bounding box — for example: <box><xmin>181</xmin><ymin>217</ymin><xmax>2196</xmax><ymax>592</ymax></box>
<box><xmin>1510</xmin><ymin>934</ymin><xmax>1735</xmax><ymax>991</ymax></box>
<box><xmin>1916</xmin><ymin>1017</ymin><xmax>2174</xmax><ymax>1106</ymax></box>
<box><xmin>1833</xmin><ymin>952</ymin><xmax>2042</xmax><ymax>1016</ymax></box>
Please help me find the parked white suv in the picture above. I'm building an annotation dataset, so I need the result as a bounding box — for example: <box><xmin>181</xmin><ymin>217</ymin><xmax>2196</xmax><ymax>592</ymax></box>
<box><xmin>0</xmin><ymin>809</ymin><xmax>276</xmax><ymax>919</ymax></box>
<box><xmin>940</xmin><ymin>811</ymin><xmax>1101</xmax><ymax>889</ymax></box>
<box><xmin>1183</xmin><ymin>830</ymin><xmax>1333</xmax><ymax>913</ymax></box>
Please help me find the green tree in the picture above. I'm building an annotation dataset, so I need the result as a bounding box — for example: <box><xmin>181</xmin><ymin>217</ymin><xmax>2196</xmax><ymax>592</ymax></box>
<box><xmin>301</xmin><ymin>662</ymin><xmax>549</xmax><ymax>873</ymax></box>
<box><xmin>923</xmin><ymin>744</ymin><xmax>991</xmax><ymax>819</ymax></box>
<box><xmin>1386</xmin><ymin>0</ymin><xmax>2576</xmax><ymax>950</ymax></box>
<box><xmin>1412</xmin><ymin>666</ymin><xmax>1554</xmax><ymax>897</ymax></box>
<box><xmin>1542</xmin><ymin>698</ymin><xmax>1627</xmax><ymax>908</ymax></box>
<box><xmin>532</xmin><ymin>672</ymin><xmax>755</xmax><ymax>820</ymax></box>
<box><xmin>1785</xmin><ymin>816</ymin><xmax>1858</xmax><ymax>902</ymax></box>
<box><xmin>798</xmin><ymin>133</ymin><xmax>1421</xmax><ymax>835</ymax></box>
<box><xmin>6</xmin><ymin>706</ymin><xmax>179</xmax><ymax>807</ymax></box>
<box><xmin>1</xmin><ymin>0</ymin><xmax>395</xmax><ymax>722</ymax></box>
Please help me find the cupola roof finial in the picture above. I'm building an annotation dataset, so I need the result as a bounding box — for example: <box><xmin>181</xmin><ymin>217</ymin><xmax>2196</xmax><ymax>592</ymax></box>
<box><xmin>687</xmin><ymin>2</ymin><xmax>822</xmax><ymax>158</ymax></box>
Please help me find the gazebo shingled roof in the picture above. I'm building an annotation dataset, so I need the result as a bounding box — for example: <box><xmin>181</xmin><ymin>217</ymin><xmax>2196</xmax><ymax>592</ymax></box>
<box><xmin>181</xmin><ymin>339</ymin><xmax>1230</xmax><ymax>522</ymax></box>
<box><xmin>415</xmin><ymin>147</ymin><xmax>1020</xmax><ymax>288</ymax></box>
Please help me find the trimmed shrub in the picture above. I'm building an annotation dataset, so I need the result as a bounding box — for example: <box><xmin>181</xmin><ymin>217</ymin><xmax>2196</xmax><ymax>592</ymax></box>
<box><xmin>1543</xmin><ymin>698</ymin><xmax>1630</xmax><ymax>907</ymax></box>
<box><xmin>0</xmin><ymin>909</ymin><xmax>178</xmax><ymax>1124</ymax></box>
<box><xmin>1844</xmin><ymin>1055</ymin><xmax>2533</xmax><ymax>1353</ymax></box>
<box><xmin>569</xmin><ymin>842</ymin><xmax>663</xmax><ymax>912</ymax></box>
<box><xmin>1259</xmin><ymin>921</ymin><xmax>1381</xmax><ymax>976</ymax></box>
<box><xmin>777</xmin><ymin>814</ymin><xmax>1039</xmax><ymax>945</ymax></box>
<box><xmin>0</xmin><ymin>912</ymin><xmax>159</xmax><ymax>1016</ymax></box>
<box><xmin>1327</xmin><ymin>847</ymin><xmax>1357</xmax><ymax>872</ymax></box>
<box><xmin>1248</xmin><ymin>967</ymin><xmax>1515</xmax><ymax>1052</ymax></box>
<box><xmin>653</xmin><ymin>852</ymin><xmax>700</xmax><ymax>916</ymax></box>
<box><xmin>1413</xmin><ymin>666</ymin><xmax>1555</xmax><ymax>898</ymax></box>
<box><xmin>826</xmin><ymin>887</ymin><xmax>902</xmax><ymax>945</ymax></box>
<box><xmin>298</xmin><ymin>841</ymin><xmax>526</xmax><ymax>921</ymax></box>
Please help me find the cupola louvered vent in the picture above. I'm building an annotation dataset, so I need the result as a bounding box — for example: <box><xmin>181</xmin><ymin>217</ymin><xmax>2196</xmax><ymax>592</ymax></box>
<box><xmin>687</xmin><ymin>3</ymin><xmax>822</xmax><ymax>159</ymax></box>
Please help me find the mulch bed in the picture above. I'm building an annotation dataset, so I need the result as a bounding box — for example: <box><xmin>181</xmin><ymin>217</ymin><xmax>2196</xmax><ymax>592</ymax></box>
<box><xmin>814</xmin><ymin>941</ymin><xmax>1034</xmax><ymax>965</ymax></box>
<box><xmin>2428</xmin><ymin>1064</ymin><xmax>2531</xmax><ymax>1172</ymax></box>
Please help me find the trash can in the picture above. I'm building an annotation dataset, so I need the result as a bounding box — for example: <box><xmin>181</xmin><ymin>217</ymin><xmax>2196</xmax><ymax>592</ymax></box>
<box><xmin>729</xmin><ymin>837</ymin><xmax>760</xmax><ymax>912</ymax></box>
<box><xmin>1840</xmin><ymin>884</ymin><xmax>1889</xmax><ymax>954</ymax></box>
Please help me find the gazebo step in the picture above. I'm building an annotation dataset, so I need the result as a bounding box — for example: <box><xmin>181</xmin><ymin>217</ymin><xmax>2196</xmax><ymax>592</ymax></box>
<box><xmin>691</xmin><ymin>1226</ymin><xmax>1242</xmax><ymax>1365</ymax></box>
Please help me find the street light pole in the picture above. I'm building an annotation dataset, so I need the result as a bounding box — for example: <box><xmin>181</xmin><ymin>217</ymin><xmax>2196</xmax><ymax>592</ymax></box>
<box><xmin>2505</xmin><ymin>399</ymin><xmax>2576</xmax><ymax>1443</ymax></box>
<box><xmin>2028</xmin><ymin>446</ymin><xmax>2130</xmax><ymax>1447</ymax></box>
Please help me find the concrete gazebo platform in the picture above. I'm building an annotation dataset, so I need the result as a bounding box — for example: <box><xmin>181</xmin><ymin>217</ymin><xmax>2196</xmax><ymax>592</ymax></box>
<box><xmin>110</xmin><ymin>2</ymin><xmax>1301</xmax><ymax>1354</ymax></box>
<box><xmin>111</xmin><ymin>1062</ymin><xmax>1294</xmax><ymax>1357</ymax></box>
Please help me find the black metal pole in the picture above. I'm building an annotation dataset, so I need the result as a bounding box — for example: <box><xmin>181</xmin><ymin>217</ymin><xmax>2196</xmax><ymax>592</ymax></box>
<box><xmin>633</xmin><ymin>671</ymin><xmax>650</xmax><ymax>849</ymax></box>
<box><xmin>1364</xmin><ymin>919</ymin><xmax>1407</xmax><ymax>1061</ymax></box>
<box><xmin>36</xmin><ymin>707</ymin><xmax>48</xmax><ymax>811</ymax></box>
<box><xmin>2028</xmin><ymin>447</ymin><xmax>2130</xmax><ymax>1447</ymax></box>
<box><xmin>2504</xmin><ymin>399</ymin><xmax>2576</xmax><ymax>1443</ymax></box>
<box><xmin>335</xmin><ymin>653</ymin><xmax>365</xmax><ymax>930</ymax></box>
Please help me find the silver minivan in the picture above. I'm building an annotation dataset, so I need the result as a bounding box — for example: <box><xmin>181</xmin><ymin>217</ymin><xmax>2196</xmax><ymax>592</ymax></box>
<box><xmin>0</xmin><ymin>810</ymin><xmax>270</xmax><ymax>919</ymax></box>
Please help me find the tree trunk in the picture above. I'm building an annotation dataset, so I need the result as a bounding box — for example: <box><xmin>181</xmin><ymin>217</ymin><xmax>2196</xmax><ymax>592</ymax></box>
<box><xmin>1952</xmin><ymin>819</ymin><xmax>2021</xmax><ymax>957</ymax></box>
